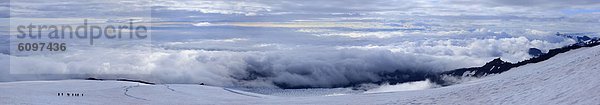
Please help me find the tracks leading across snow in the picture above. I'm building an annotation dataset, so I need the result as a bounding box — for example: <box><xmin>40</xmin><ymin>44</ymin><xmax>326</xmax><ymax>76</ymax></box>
<box><xmin>223</xmin><ymin>88</ymin><xmax>264</xmax><ymax>98</ymax></box>
<box><xmin>123</xmin><ymin>84</ymin><xmax>149</xmax><ymax>101</ymax></box>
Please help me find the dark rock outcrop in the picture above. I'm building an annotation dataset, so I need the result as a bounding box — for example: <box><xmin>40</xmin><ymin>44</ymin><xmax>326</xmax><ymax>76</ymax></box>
<box><xmin>528</xmin><ymin>48</ymin><xmax>544</xmax><ymax>57</ymax></box>
<box><xmin>85</xmin><ymin>77</ymin><xmax>155</xmax><ymax>85</ymax></box>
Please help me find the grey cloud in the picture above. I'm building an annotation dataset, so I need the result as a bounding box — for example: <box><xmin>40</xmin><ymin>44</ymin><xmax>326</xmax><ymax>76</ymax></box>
<box><xmin>8</xmin><ymin>0</ymin><xmax>600</xmax><ymax>19</ymax></box>
<box><xmin>485</xmin><ymin>0</ymin><xmax>599</xmax><ymax>7</ymax></box>
<box><xmin>9</xmin><ymin>0</ymin><xmax>151</xmax><ymax>18</ymax></box>
<box><xmin>0</xmin><ymin>0</ymin><xmax>8</xmax><ymax>18</ymax></box>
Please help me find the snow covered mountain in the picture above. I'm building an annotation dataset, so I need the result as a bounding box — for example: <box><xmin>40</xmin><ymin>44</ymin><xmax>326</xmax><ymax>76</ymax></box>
<box><xmin>2</xmin><ymin>43</ymin><xmax>599</xmax><ymax>105</ymax></box>
<box><xmin>441</xmin><ymin>37</ymin><xmax>600</xmax><ymax>79</ymax></box>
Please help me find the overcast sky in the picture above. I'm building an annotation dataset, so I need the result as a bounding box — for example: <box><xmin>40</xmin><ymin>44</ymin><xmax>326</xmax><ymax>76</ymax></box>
<box><xmin>3</xmin><ymin>0</ymin><xmax>599</xmax><ymax>19</ymax></box>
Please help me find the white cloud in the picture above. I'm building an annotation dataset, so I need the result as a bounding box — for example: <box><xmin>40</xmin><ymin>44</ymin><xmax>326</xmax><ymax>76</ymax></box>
<box><xmin>152</xmin><ymin>0</ymin><xmax>271</xmax><ymax>16</ymax></box>
<box><xmin>192</xmin><ymin>22</ymin><xmax>214</xmax><ymax>26</ymax></box>
<box><xmin>365</xmin><ymin>79</ymin><xmax>439</xmax><ymax>93</ymax></box>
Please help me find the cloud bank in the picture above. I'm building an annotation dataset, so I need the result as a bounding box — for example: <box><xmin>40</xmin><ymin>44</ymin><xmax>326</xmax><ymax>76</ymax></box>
<box><xmin>2</xmin><ymin>0</ymin><xmax>599</xmax><ymax>88</ymax></box>
<box><xmin>0</xmin><ymin>27</ymin><xmax>584</xmax><ymax>88</ymax></box>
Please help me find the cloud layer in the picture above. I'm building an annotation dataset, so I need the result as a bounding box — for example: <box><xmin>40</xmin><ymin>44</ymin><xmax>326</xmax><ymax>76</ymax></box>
<box><xmin>1</xmin><ymin>0</ymin><xmax>599</xmax><ymax>88</ymax></box>
<box><xmin>1</xmin><ymin>25</ymin><xmax>585</xmax><ymax>88</ymax></box>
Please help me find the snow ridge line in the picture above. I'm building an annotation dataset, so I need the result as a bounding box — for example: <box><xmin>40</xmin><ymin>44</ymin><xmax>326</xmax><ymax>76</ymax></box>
<box><xmin>85</xmin><ymin>78</ymin><xmax>155</xmax><ymax>85</ymax></box>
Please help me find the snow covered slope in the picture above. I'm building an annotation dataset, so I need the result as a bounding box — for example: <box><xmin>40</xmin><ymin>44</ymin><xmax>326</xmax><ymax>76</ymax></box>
<box><xmin>1</xmin><ymin>46</ymin><xmax>600</xmax><ymax>105</ymax></box>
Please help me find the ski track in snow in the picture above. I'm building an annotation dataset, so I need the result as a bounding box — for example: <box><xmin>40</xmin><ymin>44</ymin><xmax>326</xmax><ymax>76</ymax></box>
<box><xmin>223</xmin><ymin>88</ymin><xmax>264</xmax><ymax>98</ymax></box>
<box><xmin>123</xmin><ymin>84</ymin><xmax>149</xmax><ymax>101</ymax></box>
<box><xmin>163</xmin><ymin>84</ymin><xmax>175</xmax><ymax>92</ymax></box>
